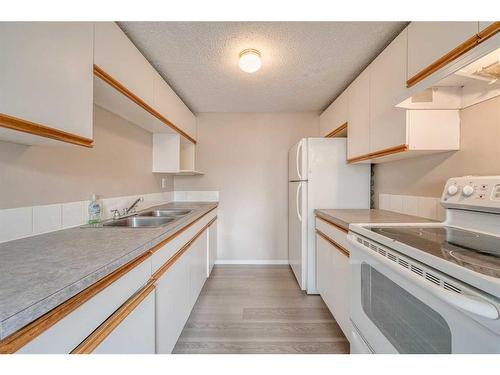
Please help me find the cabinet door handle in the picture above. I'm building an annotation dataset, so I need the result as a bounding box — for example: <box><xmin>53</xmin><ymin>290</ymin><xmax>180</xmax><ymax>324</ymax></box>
<box><xmin>71</xmin><ymin>282</ymin><xmax>155</xmax><ymax>354</ymax></box>
<box><xmin>316</xmin><ymin>229</ymin><xmax>350</xmax><ymax>257</ymax></box>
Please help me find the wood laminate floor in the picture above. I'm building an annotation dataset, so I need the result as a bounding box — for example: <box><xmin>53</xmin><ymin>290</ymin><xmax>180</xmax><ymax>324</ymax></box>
<box><xmin>172</xmin><ymin>265</ymin><xmax>349</xmax><ymax>354</ymax></box>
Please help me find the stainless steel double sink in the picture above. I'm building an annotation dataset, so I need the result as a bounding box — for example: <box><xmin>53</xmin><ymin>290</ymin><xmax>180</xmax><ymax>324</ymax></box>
<box><xmin>102</xmin><ymin>209</ymin><xmax>192</xmax><ymax>228</ymax></box>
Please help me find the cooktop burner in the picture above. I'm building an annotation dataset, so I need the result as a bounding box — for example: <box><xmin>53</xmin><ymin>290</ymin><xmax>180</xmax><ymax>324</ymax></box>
<box><xmin>368</xmin><ymin>226</ymin><xmax>500</xmax><ymax>278</ymax></box>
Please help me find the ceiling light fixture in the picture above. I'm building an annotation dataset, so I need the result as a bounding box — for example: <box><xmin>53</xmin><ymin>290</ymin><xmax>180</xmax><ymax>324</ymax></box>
<box><xmin>239</xmin><ymin>49</ymin><xmax>262</xmax><ymax>73</ymax></box>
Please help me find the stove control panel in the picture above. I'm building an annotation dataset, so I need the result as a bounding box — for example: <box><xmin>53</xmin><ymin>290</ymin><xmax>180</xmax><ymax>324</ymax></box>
<box><xmin>441</xmin><ymin>176</ymin><xmax>500</xmax><ymax>213</ymax></box>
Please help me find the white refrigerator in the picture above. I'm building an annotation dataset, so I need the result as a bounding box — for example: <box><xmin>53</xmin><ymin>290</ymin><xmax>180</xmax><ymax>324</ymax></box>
<box><xmin>288</xmin><ymin>138</ymin><xmax>370</xmax><ymax>294</ymax></box>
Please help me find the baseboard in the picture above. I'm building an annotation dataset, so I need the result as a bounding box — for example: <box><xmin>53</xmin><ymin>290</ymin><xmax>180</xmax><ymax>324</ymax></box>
<box><xmin>215</xmin><ymin>259</ymin><xmax>289</xmax><ymax>265</ymax></box>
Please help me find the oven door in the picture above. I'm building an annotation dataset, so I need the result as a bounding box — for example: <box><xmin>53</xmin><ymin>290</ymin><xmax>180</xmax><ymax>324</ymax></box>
<box><xmin>348</xmin><ymin>234</ymin><xmax>500</xmax><ymax>354</ymax></box>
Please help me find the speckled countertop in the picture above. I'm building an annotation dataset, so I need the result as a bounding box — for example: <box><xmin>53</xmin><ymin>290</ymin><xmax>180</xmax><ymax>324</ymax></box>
<box><xmin>0</xmin><ymin>201</ymin><xmax>217</xmax><ymax>340</ymax></box>
<box><xmin>315</xmin><ymin>209</ymin><xmax>436</xmax><ymax>231</ymax></box>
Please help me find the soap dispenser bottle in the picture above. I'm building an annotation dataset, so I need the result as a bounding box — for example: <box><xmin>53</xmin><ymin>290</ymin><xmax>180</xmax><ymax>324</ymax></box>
<box><xmin>88</xmin><ymin>194</ymin><xmax>102</xmax><ymax>225</ymax></box>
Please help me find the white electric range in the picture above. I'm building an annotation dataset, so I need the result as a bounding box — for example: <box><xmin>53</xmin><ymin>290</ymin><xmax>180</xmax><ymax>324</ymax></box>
<box><xmin>347</xmin><ymin>176</ymin><xmax>500</xmax><ymax>354</ymax></box>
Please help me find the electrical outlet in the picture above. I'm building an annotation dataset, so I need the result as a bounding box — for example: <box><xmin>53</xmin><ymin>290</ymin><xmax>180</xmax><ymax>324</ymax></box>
<box><xmin>161</xmin><ymin>177</ymin><xmax>167</xmax><ymax>189</ymax></box>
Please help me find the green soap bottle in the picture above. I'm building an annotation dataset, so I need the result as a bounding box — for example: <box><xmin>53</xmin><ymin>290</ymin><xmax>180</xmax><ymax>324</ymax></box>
<box><xmin>88</xmin><ymin>194</ymin><xmax>102</xmax><ymax>225</ymax></box>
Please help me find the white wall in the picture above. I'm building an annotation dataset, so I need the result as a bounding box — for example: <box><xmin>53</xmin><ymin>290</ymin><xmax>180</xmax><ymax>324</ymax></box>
<box><xmin>0</xmin><ymin>105</ymin><xmax>173</xmax><ymax>209</ymax></box>
<box><xmin>174</xmin><ymin>112</ymin><xmax>319</xmax><ymax>263</ymax></box>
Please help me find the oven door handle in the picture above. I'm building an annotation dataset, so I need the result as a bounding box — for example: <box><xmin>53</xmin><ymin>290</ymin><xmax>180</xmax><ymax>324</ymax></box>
<box><xmin>349</xmin><ymin>235</ymin><xmax>499</xmax><ymax>320</ymax></box>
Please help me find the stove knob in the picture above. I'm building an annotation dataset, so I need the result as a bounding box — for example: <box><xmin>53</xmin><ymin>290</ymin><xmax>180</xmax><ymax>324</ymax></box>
<box><xmin>462</xmin><ymin>185</ymin><xmax>474</xmax><ymax>197</ymax></box>
<box><xmin>447</xmin><ymin>185</ymin><xmax>458</xmax><ymax>196</ymax></box>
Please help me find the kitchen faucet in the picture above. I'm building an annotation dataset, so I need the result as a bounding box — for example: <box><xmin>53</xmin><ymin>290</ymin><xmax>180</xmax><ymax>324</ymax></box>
<box><xmin>110</xmin><ymin>197</ymin><xmax>144</xmax><ymax>219</ymax></box>
<box><xmin>125</xmin><ymin>197</ymin><xmax>144</xmax><ymax>214</ymax></box>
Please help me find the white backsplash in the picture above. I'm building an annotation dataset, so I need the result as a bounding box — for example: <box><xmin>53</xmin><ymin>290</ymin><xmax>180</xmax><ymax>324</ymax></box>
<box><xmin>379</xmin><ymin>193</ymin><xmax>446</xmax><ymax>221</ymax></box>
<box><xmin>174</xmin><ymin>191</ymin><xmax>219</xmax><ymax>202</ymax></box>
<box><xmin>0</xmin><ymin>191</ymin><xmax>174</xmax><ymax>244</ymax></box>
<box><xmin>0</xmin><ymin>190</ymin><xmax>222</xmax><ymax>244</ymax></box>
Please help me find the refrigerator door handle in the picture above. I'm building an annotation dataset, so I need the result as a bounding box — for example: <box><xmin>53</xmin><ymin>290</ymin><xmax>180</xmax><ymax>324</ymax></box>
<box><xmin>296</xmin><ymin>141</ymin><xmax>303</xmax><ymax>180</ymax></box>
<box><xmin>296</xmin><ymin>183</ymin><xmax>302</xmax><ymax>222</ymax></box>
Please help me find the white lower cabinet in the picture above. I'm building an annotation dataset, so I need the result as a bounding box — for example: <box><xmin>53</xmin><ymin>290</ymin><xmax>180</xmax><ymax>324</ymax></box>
<box><xmin>89</xmin><ymin>290</ymin><xmax>156</xmax><ymax>354</ymax></box>
<box><xmin>316</xmin><ymin>220</ymin><xmax>351</xmax><ymax>339</ymax></box>
<box><xmin>10</xmin><ymin>209</ymin><xmax>217</xmax><ymax>354</ymax></box>
<box><xmin>155</xmin><ymin>228</ymin><xmax>208</xmax><ymax>354</ymax></box>
<box><xmin>18</xmin><ymin>259</ymin><xmax>152</xmax><ymax>354</ymax></box>
<box><xmin>208</xmin><ymin>220</ymin><xmax>217</xmax><ymax>276</ymax></box>
<box><xmin>155</xmin><ymin>256</ymin><xmax>190</xmax><ymax>353</ymax></box>
<box><xmin>188</xmin><ymin>232</ymin><xmax>208</xmax><ymax>309</ymax></box>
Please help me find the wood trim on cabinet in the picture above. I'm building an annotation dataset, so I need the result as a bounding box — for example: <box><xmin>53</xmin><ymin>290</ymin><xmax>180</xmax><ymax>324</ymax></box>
<box><xmin>0</xmin><ymin>113</ymin><xmax>94</xmax><ymax>148</ymax></box>
<box><xmin>152</xmin><ymin>217</ymin><xmax>217</xmax><ymax>280</ymax></box>
<box><xmin>0</xmin><ymin>206</ymin><xmax>217</xmax><ymax>353</ymax></box>
<box><xmin>0</xmin><ymin>251</ymin><xmax>151</xmax><ymax>354</ymax></box>
<box><xmin>148</xmin><ymin>207</ymin><xmax>217</xmax><ymax>255</ymax></box>
<box><xmin>325</xmin><ymin>122</ymin><xmax>348</xmax><ymax>138</ymax></box>
<box><xmin>316</xmin><ymin>229</ymin><xmax>350</xmax><ymax>258</ymax></box>
<box><xmin>93</xmin><ymin>65</ymin><xmax>197</xmax><ymax>145</ymax></box>
<box><xmin>478</xmin><ymin>22</ymin><xmax>500</xmax><ymax>41</ymax></box>
<box><xmin>71</xmin><ymin>281</ymin><xmax>156</xmax><ymax>354</ymax></box>
<box><xmin>406</xmin><ymin>22</ymin><xmax>500</xmax><ymax>88</ymax></box>
<box><xmin>315</xmin><ymin>215</ymin><xmax>348</xmax><ymax>234</ymax></box>
<box><xmin>347</xmin><ymin>144</ymin><xmax>408</xmax><ymax>164</ymax></box>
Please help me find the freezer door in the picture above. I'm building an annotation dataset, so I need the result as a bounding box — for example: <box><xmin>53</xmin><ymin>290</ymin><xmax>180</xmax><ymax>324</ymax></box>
<box><xmin>288</xmin><ymin>181</ymin><xmax>307</xmax><ymax>290</ymax></box>
<box><xmin>288</xmin><ymin>139</ymin><xmax>307</xmax><ymax>181</ymax></box>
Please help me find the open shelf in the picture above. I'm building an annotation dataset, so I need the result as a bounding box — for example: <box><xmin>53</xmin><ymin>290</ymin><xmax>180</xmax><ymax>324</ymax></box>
<box><xmin>168</xmin><ymin>170</ymin><xmax>204</xmax><ymax>176</ymax></box>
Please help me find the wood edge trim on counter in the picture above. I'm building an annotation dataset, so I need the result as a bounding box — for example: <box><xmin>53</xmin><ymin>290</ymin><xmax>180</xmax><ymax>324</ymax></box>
<box><xmin>325</xmin><ymin>122</ymin><xmax>348</xmax><ymax>138</ymax></box>
<box><xmin>93</xmin><ymin>65</ymin><xmax>197</xmax><ymax>145</ymax></box>
<box><xmin>406</xmin><ymin>22</ymin><xmax>500</xmax><ymax>88</ymax></box>
<box><xmin>71</xmin><ymin>282</ymin><xmax>156</xmax><ymax>354</ymax></box>
<box><xmin>316</xmin><ymin>229</ymin><xmax>350</xmax><ymax>258</ymax></box>
<box><xmin>347</xmin><ymin>144</ymin><xmax>408</xmax><ymax>164</ymax></box>
<box><xmin>0</xmin><ymin>251</ymin><xmax>152</xmax><ymax>354</ymax></box>
<box><xmin>148</xmin><ymin>207</ymin><xmax>217</xmax><ymax>255</ymax></box>
<box><xmin>315</xmin><ymin>215</ymin><xmax>348</xmax><ymax>234</ymax></box>
<box><xmin>0</xmin><ymin>113</ymin><xmax>94</xmax><ymax>148</ymax></box>
<box><xmin>152</xmin><ymin>216</ymin><xmax>217</xmax><ymax>281</ymax></box>
<box><xmin>0</xmin><ymin>207</ymin><xmax>217</xmax><ymax>353</ymax></box>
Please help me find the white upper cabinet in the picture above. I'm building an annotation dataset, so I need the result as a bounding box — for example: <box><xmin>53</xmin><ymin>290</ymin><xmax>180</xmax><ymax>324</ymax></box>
<box><xmin>0</xmin><ymin>22</ymin><xmax>94</xmax><ymax>146</ymax></box>
<box><xmin>369</xmin><ymin>28</ymin><xmax>408</xmax><ymax>153</ymax></box>
<box><xmin>152</xmin><ymin>133</ymin><xmax>201</xmax><ymax>175</ymax></box>
<box><xmin>94</xmin><ymin>22</ymin><xmax>156</xmax><ymax>108</ymax></box>
<box><xmin>407</xmin><ymin>22</ymin><xmax>479</xmax><ymax>81</ymax></box>
<box><xmin>94</xmin><ymin>22</ymin><xmax>197</xmax><ymax>143</ymax></box>
<box><xmin>319</xmin><ymin>89</ymin><xmax>348</xmax><ymax>137</ymax></box>
<box><xmin>347</xmin><ymin>68</ymin><xmax>370</xmax><ymax>160</ymax></box>
<box><xmin>153</xmin><ymin>72</ymin><xmax>197</xmax><ymax>141</ymax></box>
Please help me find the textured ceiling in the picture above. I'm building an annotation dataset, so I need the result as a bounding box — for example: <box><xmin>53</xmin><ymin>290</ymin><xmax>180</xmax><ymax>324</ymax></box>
<box><xmin>119</xmin><ymin>22</ymin><xmax>407</xmax><ymax>113</ymax></box>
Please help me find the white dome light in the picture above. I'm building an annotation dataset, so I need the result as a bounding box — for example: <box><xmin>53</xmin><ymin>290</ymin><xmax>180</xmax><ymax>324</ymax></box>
<box><xmin>239</xmin><ymin>49</ymin><xmax>262</xmax><ymax>73</ymax></box>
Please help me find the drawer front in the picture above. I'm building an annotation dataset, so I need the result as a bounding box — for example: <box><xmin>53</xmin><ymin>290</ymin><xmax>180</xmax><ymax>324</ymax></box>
<box><xmin>315</xmin><ymin>216</ymin><xmax>349</xmax><ymax>252</ymax></box>
<box><xmin>151</xmin><ymin>209</ymin><xmax>216</xmax><ymax>273</ymax></box>
<box><xmin>18</xmin><ymin>258</ymin><xmax>151</xmax><ymax>353</ymax></box>
<box><xmin>75</xmin><ymin>284</ymin><xmax>156</xmax><ymax>354</ymax></box>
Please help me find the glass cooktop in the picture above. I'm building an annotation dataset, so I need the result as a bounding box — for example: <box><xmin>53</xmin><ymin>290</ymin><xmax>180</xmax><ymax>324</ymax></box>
<box><xmin>368</xmin><ymin>226</ymin><xmax>500</xmax><ymax>278</ymax></box>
